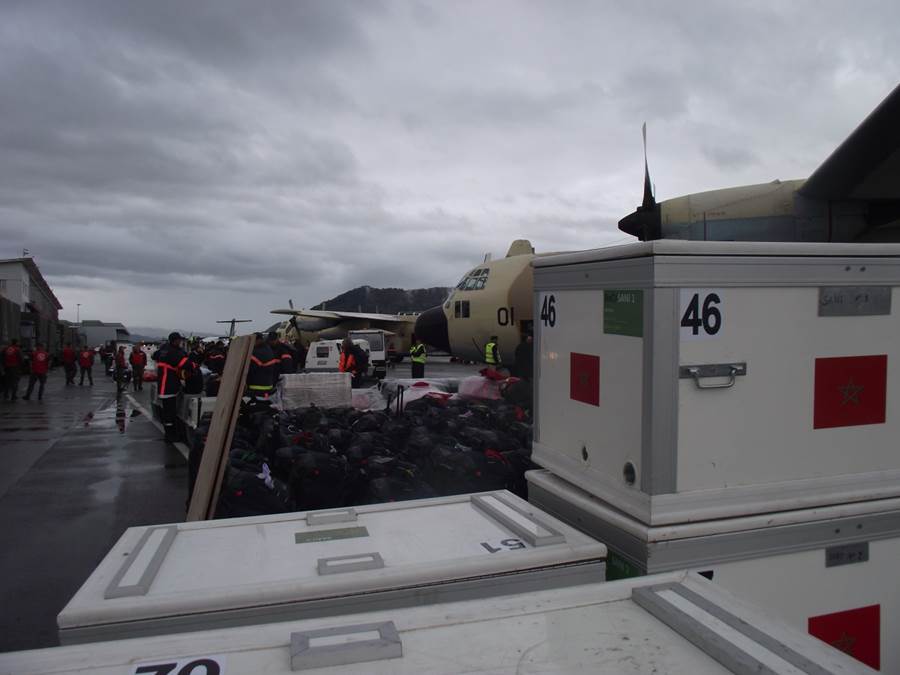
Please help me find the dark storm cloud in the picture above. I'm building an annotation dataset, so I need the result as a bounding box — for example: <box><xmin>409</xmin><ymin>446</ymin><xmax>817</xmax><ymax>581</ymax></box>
<box><xmin>1</xmin><ymin>1</ymin><xmax>898</xmax><ymax>331</ymax></box>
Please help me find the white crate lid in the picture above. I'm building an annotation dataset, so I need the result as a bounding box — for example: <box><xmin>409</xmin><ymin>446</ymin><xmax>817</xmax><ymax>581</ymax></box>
<box><xmin>7</xmin><ymin>573</ymin><xmax>871</xmax><ymax>674</ymax></box>
<box><xmin>58</xmin><ymin>491</ymin><xmax>605</xmax><ymax>635</ymax></box>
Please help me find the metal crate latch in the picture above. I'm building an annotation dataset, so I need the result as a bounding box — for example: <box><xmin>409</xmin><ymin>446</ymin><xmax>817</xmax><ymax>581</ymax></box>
<box><xmin>679</xmin><ymin>362</ymin><xmax>747</xmax><ymax>390</ymax></box>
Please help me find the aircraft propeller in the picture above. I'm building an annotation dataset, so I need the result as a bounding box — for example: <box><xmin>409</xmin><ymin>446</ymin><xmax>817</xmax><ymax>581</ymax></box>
<box><xmin>618</xmin><ymin>122</ymin><xmax>663</xmax><ymax>241</ymax></box>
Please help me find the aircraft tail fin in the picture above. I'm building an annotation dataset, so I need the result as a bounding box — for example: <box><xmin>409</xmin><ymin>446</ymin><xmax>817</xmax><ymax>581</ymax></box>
<box><xmin>506</xmin><ymin>239</ymin><xmax>535</xmax><ymax>257</ymax></box>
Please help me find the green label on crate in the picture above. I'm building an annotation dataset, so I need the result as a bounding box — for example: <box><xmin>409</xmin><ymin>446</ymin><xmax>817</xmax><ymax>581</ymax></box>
<box><xmin>604</xmin><ymin>289</ymin><xmax>643</xmax><ymax>338</ymax></box>
<box><xmin>606</xmin><ymin>550</ymin><xmax>643</xmax><ymax>581</ymax></box>
<box><xmin>295</xmin><ymin>526</ymin><xmax>369</xmax><ymax>544</ymax></box>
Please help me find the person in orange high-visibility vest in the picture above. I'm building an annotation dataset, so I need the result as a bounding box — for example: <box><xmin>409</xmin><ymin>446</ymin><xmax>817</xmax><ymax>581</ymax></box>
<box><xmin>339</xmin><ymin>338</ymin><xmax>364</xmax><ymax>388</ymax></box>
<box><xmin>153</xmin><ymin>332</ymin><xmax>195</xmax><ymax>442</ymax></box>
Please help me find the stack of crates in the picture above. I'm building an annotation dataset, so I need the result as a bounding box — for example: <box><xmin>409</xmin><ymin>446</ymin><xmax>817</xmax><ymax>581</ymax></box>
<box><xmin>527</xmin><ymin>240</ymin><xmax>900</xmax><ymax>672</ymax></box>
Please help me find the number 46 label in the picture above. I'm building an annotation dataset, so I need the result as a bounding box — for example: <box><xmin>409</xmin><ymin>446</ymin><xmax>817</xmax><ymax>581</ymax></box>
<box><xmin>680</xmin><ymin>289</ymin><xmax>724</xmax><ymax>340</ymax></box>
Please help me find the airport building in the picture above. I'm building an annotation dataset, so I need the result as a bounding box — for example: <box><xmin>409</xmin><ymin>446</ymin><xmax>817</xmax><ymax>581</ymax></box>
<box><xmin>78</xmin><ymin>320</ymin><xmax>131</xmax><ymax>348</ymax></box>
<box><xmin>0</xmin><ymin>256</ymin><xmax>65</xmax><ymax>350</ymax></box>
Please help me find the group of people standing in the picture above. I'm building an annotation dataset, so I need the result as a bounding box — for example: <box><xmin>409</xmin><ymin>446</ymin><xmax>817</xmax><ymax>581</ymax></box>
<box><xmin>1</xmin><ymin>339</ymin><xmax>50</xmax><ymax>401</ymax></box>
<box><xmin>1</xmin><ymin>339</ymin><xmax>156</xmax><ymax>403</ymax></box>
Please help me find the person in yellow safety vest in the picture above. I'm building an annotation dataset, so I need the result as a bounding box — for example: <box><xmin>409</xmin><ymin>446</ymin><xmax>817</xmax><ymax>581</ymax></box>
<box><xmin>485</xmin><ymin>335</ymin><xmax>501</xmax><ymax>367</ymax></box>
<box><xmin>409</xmin><ymin>334</ymin><xmax>427</xmax><ymax>379</ymax></box>
<box><xmin>247</xmin><ymin>332</ymin><xmax>280</xmax><ymax>398</ymax></box>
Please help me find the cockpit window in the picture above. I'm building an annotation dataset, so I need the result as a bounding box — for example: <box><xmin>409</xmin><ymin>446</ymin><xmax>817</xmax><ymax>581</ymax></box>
<box><xmin>456</xmin><ymin>267</ymin><xmax>490</xmax><ymax>292</ymax></box>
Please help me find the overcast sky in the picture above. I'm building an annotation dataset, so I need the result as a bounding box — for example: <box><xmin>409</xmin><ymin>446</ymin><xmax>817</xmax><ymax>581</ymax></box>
<box><xmin>3</xmin><ymin>1</ymin><xmax>898</xmax><ymax>333</ymax></box>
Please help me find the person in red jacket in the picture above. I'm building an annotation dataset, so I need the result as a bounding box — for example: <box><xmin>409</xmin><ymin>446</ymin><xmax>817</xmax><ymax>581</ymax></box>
<box><xmin>3</xmin><ymin>339</ymin><xmax>23</xmax><ymax>401</ymax></box>
<box><xmin>114</xmin><ymin>346</ymin><xmax>128</xmax><ymax>392</ymax></box>
<box><xmin>61</xmin><ymin>342</ymin><xmax>77</xmax><ymax>385</ymax></box>
<box><xmin>129</xmin><ymin>343</ymin><xmax>147</xmax><ymax>392</ymax></box>
<box><xmin>23</xmin><ymin>342</ymin><xmax>50</xmax><ymax>401</ymax></box>
<box><xmin>78</xmin><ymin>347</ymin><xmax>95</xmax><ymax>386</ymax></box>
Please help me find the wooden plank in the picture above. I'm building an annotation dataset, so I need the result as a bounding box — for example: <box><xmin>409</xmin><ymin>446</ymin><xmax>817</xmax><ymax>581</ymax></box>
<box><xmin>186</xmin><ymin>335</ymin><xmax>253</xmax><ymax>521</ymax></box>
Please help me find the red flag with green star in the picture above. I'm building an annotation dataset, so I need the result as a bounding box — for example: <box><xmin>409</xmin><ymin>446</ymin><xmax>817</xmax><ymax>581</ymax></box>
<box><xmin>808</xmin><ymin>604</ymin><xmax>880</xmax><ymax>669</ymax></box>
<box><xmin>570</xmin><ymin>353</ymin><xmax>600</xmax><ymax>407</ymax></box>
<box><xmin>813</xmin><ymin>355</ymin><xmax>887</xmax><ymax>429</ymax></box>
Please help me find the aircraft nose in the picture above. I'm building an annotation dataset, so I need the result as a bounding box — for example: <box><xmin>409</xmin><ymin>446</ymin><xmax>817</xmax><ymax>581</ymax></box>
<box><xmin>415</xmin><ymin>305</ymin><xmax>450</xmax><ymax>353</ymax></box>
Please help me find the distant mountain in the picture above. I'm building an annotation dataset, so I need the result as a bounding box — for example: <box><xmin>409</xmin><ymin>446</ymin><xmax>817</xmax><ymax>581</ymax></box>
<box><xmin>311</xmin><ymin>286</ymin><xmax>450</xmax><ymax>315</ymax></box>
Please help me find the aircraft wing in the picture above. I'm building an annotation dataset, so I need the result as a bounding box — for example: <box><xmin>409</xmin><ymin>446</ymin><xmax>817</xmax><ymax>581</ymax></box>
<box><xmin>271</xmin><ymin>308</ymin><xmax>417</xmax><ymax>325</ymax></box>
<box><xmin>800</xmin><ymin>83</ymin><xmax>900</xmax><ymax>201</ymax></box>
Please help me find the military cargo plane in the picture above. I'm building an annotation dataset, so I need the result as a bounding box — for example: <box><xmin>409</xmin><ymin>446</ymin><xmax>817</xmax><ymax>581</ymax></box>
<box><xmin>415</xmin><ymin>240</ymin><xmax>542</xmax><ymax>363</ymax></box>
<box><xmin>417</xmin><ymin>82</ymin><xmax>900</xmax><ymax>359</ymax></box>
<box><xmin>271</xmin><ymin>305</ymin><xmax>416</xmax><ymax>361</ymax></box>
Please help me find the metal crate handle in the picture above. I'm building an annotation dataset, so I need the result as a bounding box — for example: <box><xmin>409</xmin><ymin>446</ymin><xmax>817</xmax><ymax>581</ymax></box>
<box><xmin>291</xmin><ymin>621</ymin><xmax>402</xmax><ymax>670</ymax></box>
<box><xmin>679</xmin><ymin>363</ymin><xmax>747</xmax><ymax>390</ymax></box>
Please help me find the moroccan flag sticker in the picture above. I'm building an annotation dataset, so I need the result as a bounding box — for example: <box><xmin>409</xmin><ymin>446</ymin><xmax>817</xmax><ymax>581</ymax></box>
<box><xmin>570</xmin><ymin>353</ymin><xmax>600</xmax><ymax>406</ymax></box>
<box><xmin>808</xmin><ymin>604</ymin><xmax>880</xmax><ymax>670</ymax></box>
<box><xmin>813</xmin><ymin>355</ymin><xmax>887</xmax><ymax>429</ymax></box>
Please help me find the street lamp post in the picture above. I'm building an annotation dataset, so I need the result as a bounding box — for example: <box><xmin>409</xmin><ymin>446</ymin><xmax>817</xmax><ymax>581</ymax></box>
<box><xmin>76</xmin><ymin>304</ymin><xmax>81</xmax><ymax>324</ymax></box>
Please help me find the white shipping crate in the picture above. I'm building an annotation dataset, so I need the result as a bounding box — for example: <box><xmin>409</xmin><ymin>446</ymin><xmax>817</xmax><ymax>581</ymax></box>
<box><xmin>57</xmin><ymin>491</ymin><xmax>606</xmax><ymax>644</ymax></box>
<box><xmin>529</xmin><ymin>469</ymin><xmax>897</xmax><ymax>672</ymax></box>
<box><xmin>279</xmin><ymin>372</ymin><xmax>352</xmax><ymax>409</ymax></box>
<box><xmin>5</xmin><ymin>573</ymin><xmax>870</xmax><ymax>675</ymax></box>
<box><xmin>533</xmin><ymin>241</ymin><xmax>900</xmax><ymax>526</ymax></box>
<box><xmin>179</xmin><ymin>396</ymin><xmax>216</xmax><ymax>429</ymax></box>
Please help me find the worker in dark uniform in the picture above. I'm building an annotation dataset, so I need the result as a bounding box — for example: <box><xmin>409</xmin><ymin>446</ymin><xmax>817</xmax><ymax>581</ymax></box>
<box><xmin>129</xmin><ymin>343</ymin><xmax>147</xmax><ymax>391</ymax></box>
<box><xmin>409</xmin><ymin>334</ymin><xmax>427</xmax><ymax>379</ymax></box>
<box><xmin>78</xmin><ymin>346</ymin><xmax>95</xmax><ymax>385</ymax></box>
<box><xmin>484</xmin><ymin>335</ymin><xmax>501</xmax><ymax>368</ymax></box>
<box><xmin>513</xmin><ymin>333</ymin><xmax>534</xmax><ymax>381</ymax></box>
<box><xmin>246</xmin><ymin>332</ymin><xmax>279</xmax><ymax>398</ymax></box>
<box><xmin>61</xmin><ymin>342</ymin><xmax>77</xmax><ymax>385</ymax></box>
<box><xmin>153</xmin><ymin>332</ymin><xmax>193</xmax><ymax>443</ymax></box>
<box><xmin>182</xmin><ymin>341</ymin><xmax>205</xmax><ymax>395</ymax></box>
<box><xmin>3</xmin><ymin>339</ymin><xmax>23</xmax><ymax>401</ymax></box>
<box><xmin>204</xmin><ymin>341</ymin><xmax>227</xmax><ymax>375</ymax></box>
<box><xmin>24</xmin><ymin>342</ymin><xmax>50</xmax><ymax>401</ymax></box>
<box><xmin>267</xmin><ymin>331</ymin><xmax>295</xmax><ymax>375</ymax></box>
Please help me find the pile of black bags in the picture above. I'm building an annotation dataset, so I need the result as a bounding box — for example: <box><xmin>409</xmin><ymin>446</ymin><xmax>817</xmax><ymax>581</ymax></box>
<box><xmin>206</xmin><ymin>393</ymin><xmax>534</xmax><ymax>518</ymax></box>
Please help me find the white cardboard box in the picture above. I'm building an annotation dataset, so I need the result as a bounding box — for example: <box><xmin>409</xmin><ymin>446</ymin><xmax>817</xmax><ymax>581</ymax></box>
<box><xmin>532</xmin><ymin>241</ymin><xmax>900</xmax><ymax>526</ymax></box>
<box><xmin>279</xmin><ymin>372</ymin><xmax>352</xmax><ymax>409</ymax></box>
<box><xmin>57</xmin><ymin>491</ymin><xmax>605</xmax><ymax>643</ymax></box>
<box><xmin>5</xmin><ymin>573</ymin><xmax>871</xmax><ymax>674</ymax></box>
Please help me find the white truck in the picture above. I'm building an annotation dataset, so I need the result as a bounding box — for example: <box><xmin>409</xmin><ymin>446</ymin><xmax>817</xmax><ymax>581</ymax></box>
<box><xmin>306</xmin><ymin>338</ymin><xmax>371</xmax><ymax>376</ymax></box>
<box><xmin>348</xmin><ymin>329</ymin><xmax>390</xmax><ymax>378</ymax></box>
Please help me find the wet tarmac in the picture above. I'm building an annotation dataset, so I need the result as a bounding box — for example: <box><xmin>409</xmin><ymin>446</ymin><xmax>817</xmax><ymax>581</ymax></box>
<box><xmin>0</xmin><ymin>359</ymin><xmax>498</xmax><ymax>653</ymax></box>
<box><xmin>0</xmin><ymin>370</ymin><xmax>187</xmax><ymax>653</ymax></box>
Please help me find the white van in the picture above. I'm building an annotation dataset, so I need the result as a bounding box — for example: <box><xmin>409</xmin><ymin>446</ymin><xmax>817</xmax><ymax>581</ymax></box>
<box><xmin>305</xmin><ymin>338</ymin><xmax>370</xmax><ymax>375</ymax></box>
